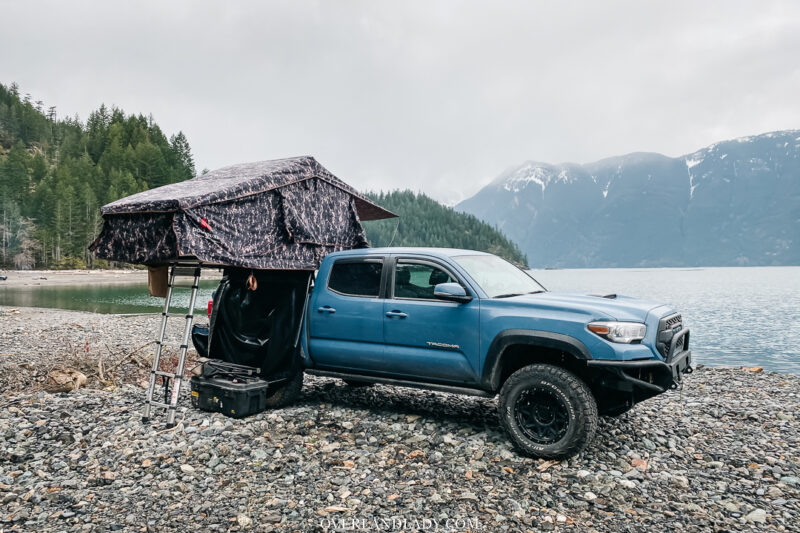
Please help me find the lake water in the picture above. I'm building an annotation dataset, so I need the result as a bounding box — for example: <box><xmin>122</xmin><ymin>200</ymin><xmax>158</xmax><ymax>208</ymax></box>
<box><xmin>530</xmin><ymin>266</ymin><xmax>800</xmax><ymax>374</ymax></box>
<box><xmin>0</xmin><ymin>267</ymin><xmax>798</xmax><ymax>373</ymax></box>
<box><xmin>0</xmin><ymin>281</ymin><xmax>219</xmax><ymax>315</ymax></box>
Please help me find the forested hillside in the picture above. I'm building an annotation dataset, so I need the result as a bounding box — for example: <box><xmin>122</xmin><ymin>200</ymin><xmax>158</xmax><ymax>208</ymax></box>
<box><xmin>0</xmin><ymin>82</ymin><xmax>195</xmax><ymax>268</ymax></box>
<box><xmin>363</xmin><ymin>190</ymin><xmax>528</xmax><ymax>265</ymax></box>
<box><xmin>0</xmin><ymin>83</ymin><xmax>527</xmax><ymax>270</ymax></box>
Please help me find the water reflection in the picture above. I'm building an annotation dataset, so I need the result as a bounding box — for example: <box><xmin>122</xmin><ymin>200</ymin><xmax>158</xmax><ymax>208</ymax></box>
<box><xmin>0</xmin><ymin>281</ymin><xmax>218</xmax><ymax>315</ymax></box>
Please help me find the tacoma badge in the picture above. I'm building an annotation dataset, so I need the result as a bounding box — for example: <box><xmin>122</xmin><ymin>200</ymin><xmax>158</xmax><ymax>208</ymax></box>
<box><xmin>426</xmin><ymin>341</ymin><xmax>460</xmax><ymax>350</ymax></box>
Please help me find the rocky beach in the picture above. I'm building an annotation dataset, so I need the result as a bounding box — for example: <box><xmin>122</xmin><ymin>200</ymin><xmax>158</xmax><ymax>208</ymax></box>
<box><xmin>1</xmin><ymin>306</ymin><xmax>798</xmax><ymax>532</ymax></box>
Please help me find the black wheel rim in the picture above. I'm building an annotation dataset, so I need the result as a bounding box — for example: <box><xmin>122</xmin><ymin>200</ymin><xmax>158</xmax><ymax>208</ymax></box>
<box><xmin>514</xmin><ymin>387</ymin><xmax>570</xmax><ymax>445</ymax></box>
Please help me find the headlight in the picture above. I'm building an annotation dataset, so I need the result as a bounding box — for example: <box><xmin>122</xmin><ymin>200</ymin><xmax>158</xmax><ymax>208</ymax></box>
<box><xmin>588</xmin><ymin>321</ymin><xmax>646</xmax><ymax>344</ymax></box>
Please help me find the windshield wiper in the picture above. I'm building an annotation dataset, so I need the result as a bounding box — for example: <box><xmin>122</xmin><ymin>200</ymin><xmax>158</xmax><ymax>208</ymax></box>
<box><xmin>494</xmin><ymin>293</ymin><xmax>522</xmax><ymax>298</ymax></box>
<box><xmin>527</xmin><ymin>290</ymin><xmax>545</xmax><ymax>294</ymax></box>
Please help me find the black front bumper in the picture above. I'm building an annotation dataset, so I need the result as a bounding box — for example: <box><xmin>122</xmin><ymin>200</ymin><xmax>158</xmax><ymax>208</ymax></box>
<box><xmin>586</xmin><ymin>327</ymin><xmax>692</xmax><ymax>394</ymax></box>
<box><xmin>668</xmin><ymin>347</ymin><xmax>693</xmax><ymax>383</ymax></box>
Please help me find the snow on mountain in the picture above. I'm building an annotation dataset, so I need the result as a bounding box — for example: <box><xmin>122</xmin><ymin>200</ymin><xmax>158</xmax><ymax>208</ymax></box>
<box><xmin>494</xmin><ymin>162</ymin><xmax>583</xmax><ymax>194</ymax></box>
<box><xmin>457</xmin><ymin>130</ymin><xmax>800</xmax><ymax>267</ymax></box>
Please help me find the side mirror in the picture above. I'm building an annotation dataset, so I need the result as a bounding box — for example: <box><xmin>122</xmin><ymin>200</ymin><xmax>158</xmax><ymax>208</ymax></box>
<box><xmin>433</xmin><ymin>283</ymin><xmax>473</xmax><ymax>303</ymax></box>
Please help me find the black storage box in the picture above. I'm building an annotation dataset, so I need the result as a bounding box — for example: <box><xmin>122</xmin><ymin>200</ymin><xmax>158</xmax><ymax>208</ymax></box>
<box><xmin>190</xmin><ymin>375</ymin><xmax>270</xmax><ymax>418</ymax></box>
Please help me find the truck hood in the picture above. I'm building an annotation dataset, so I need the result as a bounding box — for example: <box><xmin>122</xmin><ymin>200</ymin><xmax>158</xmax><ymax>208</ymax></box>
<box><xmin>508</xmin><ymin>292</ymin><xmax>665</xmax><ymax>322</ymax></box>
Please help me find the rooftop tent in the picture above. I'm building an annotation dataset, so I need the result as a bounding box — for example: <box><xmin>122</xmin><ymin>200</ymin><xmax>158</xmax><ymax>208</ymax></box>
<box><xmin>89</xmin><ymin>156</ymin><xmax>396</xmax><ymax>269</ymax></box>
<box><xmin>96</xmin><ymin>158</ymin><xmax>396</xmax><ymax>423</ymax></box>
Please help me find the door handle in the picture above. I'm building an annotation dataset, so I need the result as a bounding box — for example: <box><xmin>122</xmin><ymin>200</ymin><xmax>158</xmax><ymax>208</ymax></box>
<box><xmin>385</xmin><ymin>310</ymin><xmax>408</xmax><ymax>318</ymax></box>
<box><xmin>317</xmin><ymin>306</ymin><xmax>336</xmax><ymax>314</ymax></box>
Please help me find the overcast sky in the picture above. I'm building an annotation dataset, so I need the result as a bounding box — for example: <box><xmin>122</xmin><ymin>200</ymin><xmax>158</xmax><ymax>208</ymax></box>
<box><xmin>2</xmin><ymin>1</ymin><xmax>799</xmax><ymax>204</ymax></box>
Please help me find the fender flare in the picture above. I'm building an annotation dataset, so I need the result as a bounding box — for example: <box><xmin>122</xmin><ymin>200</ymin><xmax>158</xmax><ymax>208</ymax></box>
<box><xmin>481</xmin><ymin>329</ymin><xmax>591</xmax><ymax>391</ymax></box>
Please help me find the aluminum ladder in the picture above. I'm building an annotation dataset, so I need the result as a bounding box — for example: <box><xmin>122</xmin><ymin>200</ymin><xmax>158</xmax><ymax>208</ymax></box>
<box><xmin>142</xmin><ymin>263</ymin><xmax>202</xmax><ymax>427</ymax></box>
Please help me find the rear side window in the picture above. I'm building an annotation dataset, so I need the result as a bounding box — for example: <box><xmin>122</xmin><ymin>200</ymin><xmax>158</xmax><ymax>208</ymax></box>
<box><xmin>328</xmin><ymin>260</ymin><xmax>383</xmax><ymax>297</ymax></box>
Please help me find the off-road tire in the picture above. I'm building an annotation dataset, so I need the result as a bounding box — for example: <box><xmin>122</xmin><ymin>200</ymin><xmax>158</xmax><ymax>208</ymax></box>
<box><xmin>343</xmin><ymin>379</ymin><xmax>373</xmax><ymax>388</ymax></box>
<box><xmin>499</xmin><ymin>364</ymin><xmax>598</xmax><ymax>459</ymax></box>
<box><xmin>264</xmin><ymin>371</ymin><xmax>304</xmax><ymax>408</ymax></box>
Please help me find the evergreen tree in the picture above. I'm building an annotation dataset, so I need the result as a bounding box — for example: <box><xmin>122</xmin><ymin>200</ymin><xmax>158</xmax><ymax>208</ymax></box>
<box><xmin>0</xmin><ymin>81</ymin><xmax>197</xmax><ymax>268</ymax></box>
<box><xmin>362</xmin><ymin>190</ymin><xmax>528</xmax><ymax>266</ymax></box>
<box><xmin>0</xmin><ymin>143</ymin><xmax>31</xmax><ymax>207</ymax></box>
<box><xmin>170</xmin><ymin>131</ymin><xmax>195</xmax><ymax>180</ymax></box>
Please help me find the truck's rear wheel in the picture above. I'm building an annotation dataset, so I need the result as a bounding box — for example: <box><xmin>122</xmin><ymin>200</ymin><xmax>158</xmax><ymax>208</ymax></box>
<box><xmin>499</xmin><ymin>364</ymin><xmax>598</xmax><ymax>459</ymax></box>
<box><xmin>264</xmin><ymin>371</ymin><xmax>304</xmax><ymax>408</ymax></box>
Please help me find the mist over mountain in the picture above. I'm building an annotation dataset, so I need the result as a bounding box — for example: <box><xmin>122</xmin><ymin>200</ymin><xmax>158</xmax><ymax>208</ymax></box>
<box><xmin>456</xmin><ymin>131</ymin><xmax>800</xmax><ymax>267</ymax></box>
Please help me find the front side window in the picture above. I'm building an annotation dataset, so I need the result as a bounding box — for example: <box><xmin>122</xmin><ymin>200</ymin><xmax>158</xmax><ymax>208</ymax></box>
<box><xmin>394</xmin><ymin>261</ymin><xmax>454</xmax><ymax>300</ymax></box>
<box><xmin>453</xmin><ymin>254</ymin><xmax>545</xmax><ymax>298</ymax></box>
<box><xmin>328</xmin><ymin>260</ymin><xmax>383</xmax><ymax>297</ymax></box>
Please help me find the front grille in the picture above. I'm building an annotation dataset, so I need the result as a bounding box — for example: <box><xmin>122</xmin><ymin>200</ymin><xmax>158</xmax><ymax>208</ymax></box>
<box><xmin>664</xmin><ymin>313</ymin><xmax>682</xmax><ymax>329</ymax></box>
<box><xmin>656</xmin><ymin>313</ymin><xmax>683</xmax><ymax>359</ymax></box>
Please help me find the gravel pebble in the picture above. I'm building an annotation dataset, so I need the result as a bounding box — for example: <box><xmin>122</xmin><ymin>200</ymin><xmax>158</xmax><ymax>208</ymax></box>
<box><xmin>1</xmin><ymin>306</ymin><xmax>799</xmax><ymax>531</ymax></box>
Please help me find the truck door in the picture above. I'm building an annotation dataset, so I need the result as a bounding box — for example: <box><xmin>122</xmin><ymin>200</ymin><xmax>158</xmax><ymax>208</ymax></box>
<box><xmin>382</xmin><ymin>257</ymin><xmax>480</xmax><ymax>383</ymax></box>
<box><xmin>307</xmin><ymin>256</ymin><xmax>386</xmax><ymax>370</ymax></box>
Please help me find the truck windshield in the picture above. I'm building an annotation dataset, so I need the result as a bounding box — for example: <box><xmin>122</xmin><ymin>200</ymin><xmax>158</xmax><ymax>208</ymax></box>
<box><xmin>453</xmin><ymin>255</ymin><xmax>546</xmax><ymax>298</ymax></box>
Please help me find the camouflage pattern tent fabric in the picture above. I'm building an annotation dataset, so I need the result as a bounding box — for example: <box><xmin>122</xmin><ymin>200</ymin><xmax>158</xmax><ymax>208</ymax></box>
<box><xmin>89</xmin><ymin>156</ymin><xmax>396</xmax><ymax>269</ymax></box>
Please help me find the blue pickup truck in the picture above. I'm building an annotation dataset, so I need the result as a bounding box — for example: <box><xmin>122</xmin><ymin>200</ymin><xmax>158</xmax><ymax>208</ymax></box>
<box><xmin>210</xmin><ymin>247</ymin><xmax>692</xmax><ymax>459</ymax></box>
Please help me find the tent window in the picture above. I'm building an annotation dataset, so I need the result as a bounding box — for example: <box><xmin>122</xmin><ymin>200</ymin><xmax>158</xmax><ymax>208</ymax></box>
<box><xmin>328</xmin><ymin>260</ymin><xmax>383</xmax><ymax>298</ymax></box>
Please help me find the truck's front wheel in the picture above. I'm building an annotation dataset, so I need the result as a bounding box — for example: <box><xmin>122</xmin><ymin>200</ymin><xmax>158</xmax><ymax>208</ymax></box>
<box><xmin>499</xmin><ymin>364</ymin><xmax>598</xmax><ymax>459</ymax></box>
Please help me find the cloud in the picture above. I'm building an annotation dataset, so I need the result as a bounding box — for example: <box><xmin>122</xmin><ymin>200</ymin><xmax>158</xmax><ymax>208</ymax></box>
<box><xmin>2</xmin><ymin>0</ymin><xmax>799</xmax><ymax>204</ymax></box>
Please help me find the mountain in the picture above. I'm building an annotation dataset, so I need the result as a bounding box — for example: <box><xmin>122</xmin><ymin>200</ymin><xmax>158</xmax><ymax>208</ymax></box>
<box><xmin>457</xmin><ymin>130</ymin><xmax>800</xmax><ymax>267</ymax></box>
<box><xmin>0</xmin><ymin>82</ymin><xmax>195</xmax><ymax>269</ymax></box>
<box><xmin>363</xmin><ymin>190</ymin><xmax>528</xmax><ymax>265</ymax></box>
